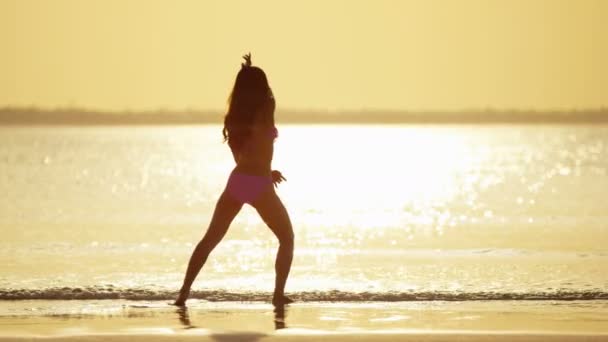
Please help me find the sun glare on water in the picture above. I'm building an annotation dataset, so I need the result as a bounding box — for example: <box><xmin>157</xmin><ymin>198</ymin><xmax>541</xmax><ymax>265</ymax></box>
<box><xmin>274</xmin><ymin>125</ymin><xmax>479</xmax><ymax>231</ymax></box>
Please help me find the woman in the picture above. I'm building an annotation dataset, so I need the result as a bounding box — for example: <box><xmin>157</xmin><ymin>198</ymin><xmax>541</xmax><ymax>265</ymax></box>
<box><xmin>174</xmin><ymin>53</ymin><xmax>294</xmax><ymax>307</ymax></box>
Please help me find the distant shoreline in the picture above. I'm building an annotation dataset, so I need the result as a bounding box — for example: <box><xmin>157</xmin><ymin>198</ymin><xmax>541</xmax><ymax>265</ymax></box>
<box><xmin>1</xmin><ymin>107</ymin><xmax>607</xmax><ymax>125</ymax></box>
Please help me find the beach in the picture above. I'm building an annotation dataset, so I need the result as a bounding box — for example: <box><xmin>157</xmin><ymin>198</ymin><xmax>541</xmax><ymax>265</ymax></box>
<box><xmin>5</xmin><ymin>0</ymin><xmax>608</xmax><ymax>338</ymax></box>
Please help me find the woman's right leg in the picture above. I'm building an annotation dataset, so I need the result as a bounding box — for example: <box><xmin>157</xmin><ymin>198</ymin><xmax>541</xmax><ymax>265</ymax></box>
<box><xmin>175</xmin><ymin>190</ymin><xmax>243</xmax><ymax>306</ymax></box>
<box><xmin>251</xmin><ymin>188</ymin><xmax>294</xmax><ymax>305</ymax></box>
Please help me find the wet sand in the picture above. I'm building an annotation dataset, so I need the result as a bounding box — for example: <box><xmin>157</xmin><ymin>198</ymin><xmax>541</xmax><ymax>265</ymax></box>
<box><xmin>1</xmin><ymin>300</ymin><xmax>607</xmax><ymax>341</ymax></box>
<box><xmin>2</xmin><ymin>333</ymin><xmax>608</xmax><ymax>342</ymax></box>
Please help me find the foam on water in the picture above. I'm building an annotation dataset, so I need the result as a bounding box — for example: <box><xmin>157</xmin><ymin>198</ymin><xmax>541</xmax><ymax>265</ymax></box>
<box><xmin>1</xmin><ymin>287</ymin><xmax>607</xmax><ymax>301</ymax></box>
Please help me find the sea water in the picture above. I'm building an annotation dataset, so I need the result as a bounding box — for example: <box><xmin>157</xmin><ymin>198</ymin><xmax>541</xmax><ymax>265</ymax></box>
<box><xmin>1</xmin><ymin>124</ymin><xmax>607</xmax><ymax>304</ymax></box>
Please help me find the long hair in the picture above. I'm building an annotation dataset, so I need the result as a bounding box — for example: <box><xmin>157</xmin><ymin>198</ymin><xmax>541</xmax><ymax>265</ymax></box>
<box><xmin>222</xmin><ymin>63</ymin><xmax>275</xmax><ymax>154</ymax></box>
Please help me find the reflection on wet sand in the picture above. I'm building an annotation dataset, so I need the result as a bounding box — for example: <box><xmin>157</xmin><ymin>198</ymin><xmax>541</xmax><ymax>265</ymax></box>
<box><xmin>176</xmin><ymin>306</ymin><xmax>196</xmax><ymax>329</ymax></box>
<box><xmin>273</xmin><ymin>305</ymin><xmax>287</xmax><ymax>330</ymax></box>
<box><xmin>175</xmin><ymin>304</ymin><xmax>290</xmax><ymax>331</ymax></box>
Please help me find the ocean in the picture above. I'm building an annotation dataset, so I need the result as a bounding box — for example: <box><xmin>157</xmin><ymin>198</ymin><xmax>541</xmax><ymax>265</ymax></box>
<box><xmin>1</xmin><ymin>124</ymin><xmax>607</xmax><ymax>307</ymax></box>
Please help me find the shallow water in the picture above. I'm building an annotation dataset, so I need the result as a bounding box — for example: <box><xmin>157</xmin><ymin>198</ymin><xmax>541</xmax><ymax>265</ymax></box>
<box><xmin>1</xmin><ymin>124</ymin><xmax>607</xmax><ymax>305</ymax></box>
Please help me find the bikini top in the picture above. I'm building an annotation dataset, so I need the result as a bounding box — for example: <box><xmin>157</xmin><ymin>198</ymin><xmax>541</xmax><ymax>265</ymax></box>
<box><xmin>269</xmin><ymin>126</ymin><xmax>278</xmax><ymax>139</ymax></box>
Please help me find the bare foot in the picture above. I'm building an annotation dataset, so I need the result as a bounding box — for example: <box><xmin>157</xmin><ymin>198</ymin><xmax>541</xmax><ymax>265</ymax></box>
<box><xmin>272</xmin><ymin>294</ymin><xmax>294</xmax><ymax>306</ymax></box>
<box><xmin>172</xmin><ymin>299</ymin><xmax>186</xmax><ymax>307</ymax></box>
<box><xmin>172</xmin><ymin>290</ymin><xmax>189</xmax><ymax>307</ymax></box>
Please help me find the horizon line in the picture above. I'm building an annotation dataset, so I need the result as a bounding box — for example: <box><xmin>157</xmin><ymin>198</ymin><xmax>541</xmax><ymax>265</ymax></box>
<box><xmin>2</xmin><ymin>106</ymin><xmax>608</xmax><ymax>125</ymax></box>
<box><xmin>2</xmin><ymin>106</ymin><xmax>608</xmax><ymax>113</ymax></box>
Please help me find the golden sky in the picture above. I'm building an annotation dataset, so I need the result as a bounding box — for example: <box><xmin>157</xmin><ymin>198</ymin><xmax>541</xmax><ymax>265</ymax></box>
<box><xmin>2</xmin><ymin>0</ymin><xmax>607</xmax><ymax>111</ymax></box>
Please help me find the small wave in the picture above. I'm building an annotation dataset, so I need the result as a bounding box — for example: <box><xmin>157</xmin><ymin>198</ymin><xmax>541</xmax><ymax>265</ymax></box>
<box><xmin>1</xmin><ymin>287</ymin><xmax>607</xmax><ymax>301</ymax></box>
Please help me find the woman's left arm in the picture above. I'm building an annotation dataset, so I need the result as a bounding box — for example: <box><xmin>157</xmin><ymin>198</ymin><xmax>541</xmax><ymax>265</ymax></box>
<box><xmin>271</xmin><ymin>170</ymin><xmax>286</xmax><ymax>187</ymax></box>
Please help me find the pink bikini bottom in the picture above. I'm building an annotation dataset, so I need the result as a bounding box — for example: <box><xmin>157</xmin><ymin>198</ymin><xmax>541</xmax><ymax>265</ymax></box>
<box><xmin>225</xmin><ymin>171</ymin><xmax>273</xmax><ymax>205</ymax></box>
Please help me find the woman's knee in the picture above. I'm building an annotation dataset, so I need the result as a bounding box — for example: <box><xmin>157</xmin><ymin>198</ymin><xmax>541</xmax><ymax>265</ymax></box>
<box><xmin>279</xmin><ymin>230</ymin><xmax>294</xmax><ymax>248</ymax></box>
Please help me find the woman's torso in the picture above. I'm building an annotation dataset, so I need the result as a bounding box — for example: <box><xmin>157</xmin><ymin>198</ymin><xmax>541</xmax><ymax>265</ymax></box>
<box><xmin>233</xmin><ymin>124</ymin><xmax>278</xmax><ymax>176</ymax></box>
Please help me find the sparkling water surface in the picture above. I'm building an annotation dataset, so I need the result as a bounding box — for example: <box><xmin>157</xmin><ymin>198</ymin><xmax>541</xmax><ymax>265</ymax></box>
<box><xmin>1</xmin><ymin>124</ymin><xmax>607</xmax><ymax>299</ymax></box>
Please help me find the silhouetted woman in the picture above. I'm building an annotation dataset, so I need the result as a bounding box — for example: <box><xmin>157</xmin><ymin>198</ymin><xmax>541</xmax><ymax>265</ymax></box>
<box><xmin>174</xmin><ymin>53</ymin><xmax>294</xmax><ymax>307</ymax></box>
